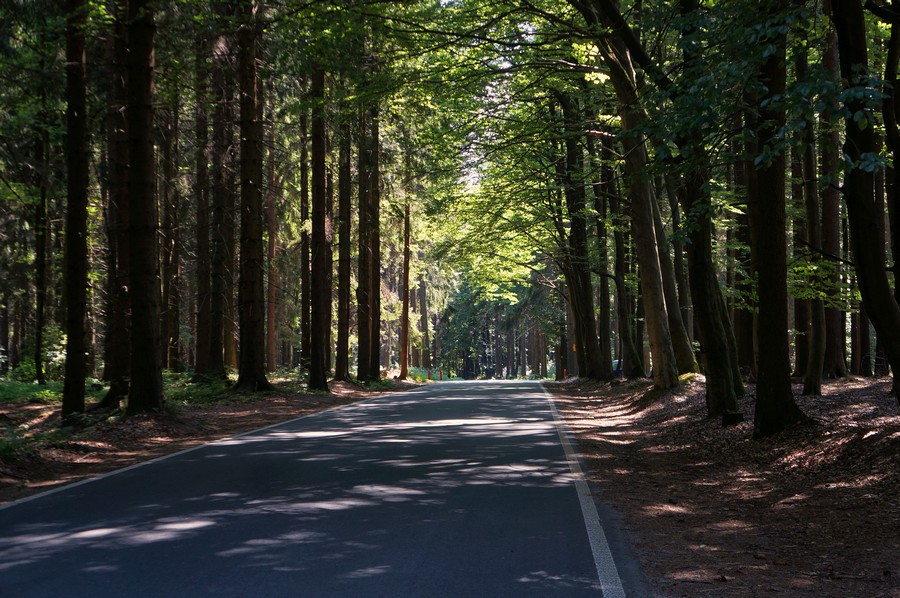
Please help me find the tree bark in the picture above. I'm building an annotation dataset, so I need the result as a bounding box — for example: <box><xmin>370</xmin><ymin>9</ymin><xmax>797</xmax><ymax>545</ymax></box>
<box><xmin>234</xmin><ymin>0</ymin><xmax>273</xmax><ymax>392</ymax></box>
<box><xmin>308</xmin><ymin>65</ymin><xmax>329</xmax><ymax>391</ymax></box>
<box><xmin>398</xmin><ymin>150</ymin><xmax>412</xmax><ymax>381</ymax></box>
<box><xmin>126</xmin><ymin>0</ymin><xmax>164</xmax><ymax>414</ymax></box>
<box><xmin>750</xmin><ymin>1</ymin><xmax>808</xmax><ymax>436</ymax></box>
<box><xmin>63</xmin><ymin>0</ymin><xmax>89</xmax><ymax>421</ymax></box>
<box><xmin>335</xmin><ymin>112</ymin><xmax>352</xmax><ymax>381</ymax></box>
<box><xmin>265</xmin><ymin>109</ymin><xmax>278</xmax><ymax>374</ymax></box>
<box><xmin>207</xmin><ymin>10</ymin><xmax>233</xmax><ymax>380</ymax></box>
<box><xmin>556</xmin><ymin>93</ymin><xmax>604</xmax><ymax>379</ymax></box>
<box><xmin>194</xmin><ymin>15</ymin><xmax>211</xmax><ymax>377</ymax></box>
<box><xmin>797</xmin><ymin>42</ymin><xmax>826</xmax><ymax>396</ymax></box>
<box><xmin>368</xmin><ymin>108</ymin><xmax>382</xmax><ymax>380</ymax></box>
<box><xmin>300</xmin><ymin>104</ymin><xmax>311</xmax><ymax>374</ymax></box>
<box><xmin>99</xmin><ymin>0</ymin><xmax>130</xmax><ymax>406</ymax></box>
<box><xmin>832</xmin><ymin>0</ymin><xmax>900</xmax><ymax>394</ymax></box>
<box><xmin>821</xmin><ymin>13</ymin><xmax>848</xmax><ymax>379</ymax></box>
<box><xmin>34</xmin><ymin>115</ymin><xmax>48</xmax><ymax>385</ymax></box>
<box><xmin>356</xmin><ymin>106</ymin><xmax>371</xmax><ymax>381</ymax></box>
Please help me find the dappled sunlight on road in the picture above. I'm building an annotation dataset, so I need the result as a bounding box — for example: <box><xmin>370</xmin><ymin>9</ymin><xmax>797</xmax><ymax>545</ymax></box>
<box><xmin>0</xmin><ymin>381</ymin><xmax>604</xmax><ymax>596</ymax></box>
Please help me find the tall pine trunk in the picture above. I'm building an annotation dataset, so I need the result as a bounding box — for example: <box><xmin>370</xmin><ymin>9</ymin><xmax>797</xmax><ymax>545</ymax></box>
<box><xmin>234</xmin><ymin>0</ymin><xmax>272</xmax><ymax>392</ymax></box>
<box><xmin>356</xmin><ymin>107</ymin><xmax>371</xmax><ymax>381</ymax></box>
<box><xmin>308</xmin><ymin>65</ymin><xmax>329</xmax><ymax>391</ymax></box>
<box><xmin>63</xmin><ymin>0</ymin><xmax>89</xmax><ymax>421</ymax></box>
<box><xmin>194</xmin><ymin>17</ymin><xmax>211</xmax><ymax>377</ymax></box>
<box><xmin>101</xmin><ymin>0</ymin><xmax>130</xmax><ymax>405</ymax></box>
<box><xmin>207</xmin><ymin>15</ymin><xmax>233</xmax><ymax>380</ymax></box>
<box><xmin>750</xmin><ymin>1</ymin><xmax>807</xmax><ymax>436</ymax></box>
<box><xmin>126</xmin><ymin>0</ymin><xmax>164</xmax><ymax>413</ymax></box>
<box><xmin>368</xmin><ymin>108</ymin><xmax>382</xmax><ymax>380</ymax></box>
<box><xmin>334</xmin><ymin>112</ymin><xmax>352</xmax><ymax>381</ymax></box>
<box><xmin>831</xmin><ymin>1</ymin><xmax>900</xmax><ymax>395</ymax></box>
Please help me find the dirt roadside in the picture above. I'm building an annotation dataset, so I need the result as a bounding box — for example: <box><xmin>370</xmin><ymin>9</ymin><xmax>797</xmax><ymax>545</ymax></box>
<box><xmin>550</xmin><ymin>376</ymin><xmax>900</xmax><ymax>597</ymax></box>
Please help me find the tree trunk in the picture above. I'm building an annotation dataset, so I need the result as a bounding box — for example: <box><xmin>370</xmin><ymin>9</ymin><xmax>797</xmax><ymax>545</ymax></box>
<box><xmin>398</xmin><ymin>152</ymin><xmax>412</xmax><ymax>381</ymax></box>
<box><xmin>0</xmin><ymin>294</ymin><xmax>8</xmax><ymax>376</ymax></box>
<box><xmin>300</xmin><ymin>105</ymin><xmax>311</xmax><ymax>374</ymax></box>
<box><xmin>234</xmin><ymin>0</ymin><xmax>273</xmax><ymax>392</ymax></box>
<box><xmin>750</xmin><ymin>2</ymin><xmax>808</xmax><ymax>437</ymax></box>
<box><xmin>356</xmin><ymin>107</ymin><xmax>371</xmax><ymax>381</ymax></box>
<box><xmin>368</xmin><ymin>108</ymin><xmax>382</xmax><ymax>380</ymax></box>
<box><xmin>831</xmin><ymin>0</ymin><xmax>900</xmax><ymax>393</ymax></box>
<box><xmin>194</xmin><ymin>16</ymin><xmax>211</xmax><ymax>377</ymax></box>
<box><xmin>308</xmin><ymin>65</ymin><xmax>329</xmax><ymax>391</ymax></box>
<box><xmin>419</xmin><ymin>276</ymin><xmax>430</xmax><ymax>368</ymax></box>
<box><xmin>651</xmin><ymin>191</ymin><xmax>697</xmax><ymax>374</ymax></box>
<box><xmin>126</xmin><ymin>0</ymin><xmax>164</xmax><ymax>414</ymax></box>
<box><xmin>556</xmin><ymin>94</ymin><xmax>604</xmax><ymax>379</ymax></box>
<box><xmin>63</xmin><ymin>0</ymin><xmax>89</xmax><ymax>421</ymax></box>
<box><xmin>588</xmin><ymin>135</ymin><xmax>613</xmax><ymax>378</ymax></box>
<box><xmin>335</xmin><ymin>113</ymin><xmax>352</xmax><ymax>381</ymax></box>
<box><xmin>207</xmin><ymin>11</ymin><xmax>233</xmax><ymax>380</ymax></box>
<box><xmin>34</xmin><ymin>117</ymin><xmax>48</xmax><ymax>385</ymax></box>
<box><xmin>791</xmin><ymin>144</ymin><xmax>810</xmax><ymax>378</ymax></box>
<box><xmin>99</xmin><ymin>0</ymin><xmax>130</xmax><ymax>405</ymax></box>
<box><xmin>797</xmin><ymin>43</ymin><xmax>826</xmax><ymax>396</ymax></box>
<box><xmin>265</xmin><ymin>120</ymin><xmax>278</xmax><ymax>374</ymax></box>
<box><xmin>160</xmin><ymin>101</ymin><xmax>182</xmax><ymax>371</ymax></box>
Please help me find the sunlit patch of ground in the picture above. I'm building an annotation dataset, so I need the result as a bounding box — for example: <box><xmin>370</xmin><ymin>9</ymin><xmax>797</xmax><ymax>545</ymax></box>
<box><xmin>550</xmin><ymin>376</ymin><xmax>900</xmax><ymax>597</ymax></box>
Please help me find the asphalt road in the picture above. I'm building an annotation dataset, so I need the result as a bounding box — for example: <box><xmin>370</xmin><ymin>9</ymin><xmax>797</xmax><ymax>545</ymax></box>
<box><xmin>0</xmin><ymin>380</ymin><xmax>645</xmax><ymax>597</ymax></box>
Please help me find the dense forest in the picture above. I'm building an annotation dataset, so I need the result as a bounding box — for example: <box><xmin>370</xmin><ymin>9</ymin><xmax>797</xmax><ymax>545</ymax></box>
<box><xmin>0</xmin><ymin>0</ymin><xmax>897</xmax><ymax>438</ymax></box>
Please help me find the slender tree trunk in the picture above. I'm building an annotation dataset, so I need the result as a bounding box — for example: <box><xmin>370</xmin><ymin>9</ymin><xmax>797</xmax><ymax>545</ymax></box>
<box><xmin>750</xmin><ymin>2</ymin><xmax>807</xmax><ymax>436</ymax></box>
<box><xmin>207</xmin><ymin>14</ymin><xmax>233</xmax><ymax>380</ymax></box>
<box><xmin>100</xmin><ymin>0</ymin><xmax>130</xmax><ymax>405</ymax></box>
<box><xmin>63</xmin><ymin>0</ymin><xmax>89</xmax><ymax>421</ymax></box>
<box><xmin>791</xmin><ymin>144</ymin><xmax>811</xmax><ymax>378</ymax></box>
<box><xmin>797</xmin><ymin>42</ymin><xmax>826</xmax><ymax>395</ymax></box>
<box><xmin>608</xmin><ymin>175</ymin><xmax>643</xmax><ymax>378</ymax></box>
<box><xmin>398</xmin><ymin>151</ymin><xmax>412</xmax><ymax>380</ymax></box>
<box><xmin>194</xmin><ymin>17</ymin><xmax>211</xmax><ymax>376</ymax></box>
<box><xmin>368</xmin><ymin>108</ymin><xmax>382</xmax><ymax>380</ymax></box>
<box><xmin>356</xmin><ymin>107</ymin><xmax>371</xmax><ymax>381</ymax></box>
<box><xmin>234</xmin><ymin>0</ymin><xmax>273</xmax><ymax>392</ymax></box>
<box><xmin>419</xmin><ymin>276</ymin><xmax>430</xmax><ymax>368</ymax></box>
<box><xmin>265</xmin><ymin>99</ymin><xmax>278</xmax><ymax>374</ymax></box>
<box><xmin>556</xmin><ymin>94</ymin><xmax>604</xmax><ymax>379</ymax></box>
<box><xmin>821</xmin><ymin>14</ymin><xmax>848</xmax><ymax>379</ymax></box>
<box><xmin>160</xmin><ymin>101</ymin><xmax>182</xmax><ymax>371</ymax></box>
<box><xmin>126</xmin><ymin>0</ymin><xmax>164</xmax><ymax>413</ymax></box>
<box><xmin>334</xmin><ymin>113</ymin><xmax>352</xmax><ymax>381</ymax></box>
<box><xmin>0</xmin><ymin>294</ymin><xmax>8</xmax><ymax>376</ymax></box>
<box><xmin>308</xmin><ymin>65</ymin><xmax>329</xmax><ymax>391</ymax></box>
<box><xmin>300</xmin><ymin>104</ymin><xmax>311</xmax><ymax>374</ymax></box>
<box><xmin>651</xmin><ymin>191</ymin><xmax>697</xmax><ymax>374</ymax></box>
<box><xmin>588</xmin><ymin>135</ymin><xmax>613</xmax><ymax>378</ymax></box>
<box><xmin>34</xmin><ymin>117</ymin><xmax>48</xmax><ymax>385</ymax></box>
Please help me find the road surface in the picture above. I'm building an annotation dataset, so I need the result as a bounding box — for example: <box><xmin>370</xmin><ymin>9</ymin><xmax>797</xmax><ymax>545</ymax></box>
<box><xmin>0</xmin><ymin>380</ymin><xmax>645</xmax><ymax>596</ymax></box>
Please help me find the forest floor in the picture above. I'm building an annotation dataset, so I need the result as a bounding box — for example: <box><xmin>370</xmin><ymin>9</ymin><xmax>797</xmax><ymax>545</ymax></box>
<box><xmin>0</xmin><ymin>379</ymin><xmax>417</xmax><ymax>506</ymax></box>
<box><xmin>2</xmin><ymin>376</ymin><xmax>898</xmax><ymax>597</ymax></box>
<box><xmin>551</xmin><ymin>375</ymin><xmax>900</xmax><ymax>597</ymax></box>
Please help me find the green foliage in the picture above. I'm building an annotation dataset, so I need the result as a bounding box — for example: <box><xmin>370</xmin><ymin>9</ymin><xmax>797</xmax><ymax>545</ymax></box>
<box><xmin>163</xmin><ymin>372</ymin><xmax>234</xmax><ymax>406</ymax></box>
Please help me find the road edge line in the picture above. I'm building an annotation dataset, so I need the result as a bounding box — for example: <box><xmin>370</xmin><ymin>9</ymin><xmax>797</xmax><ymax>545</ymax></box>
<box><xmin>542</xmin><ymin>384</ymin><xmax>627</xmax><ymax>598</ymax></box>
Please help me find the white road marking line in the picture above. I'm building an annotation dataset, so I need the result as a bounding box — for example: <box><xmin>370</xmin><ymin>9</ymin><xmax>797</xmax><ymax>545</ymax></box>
<box><xmin>544</xmin><ymin>385</ymin><xmax>627</xmax><ymax>598</ymax></box>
